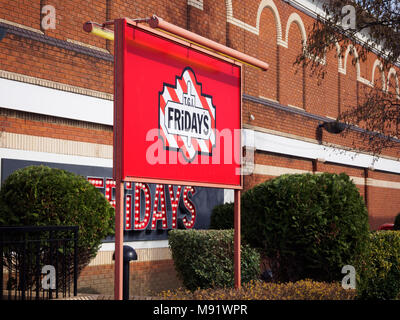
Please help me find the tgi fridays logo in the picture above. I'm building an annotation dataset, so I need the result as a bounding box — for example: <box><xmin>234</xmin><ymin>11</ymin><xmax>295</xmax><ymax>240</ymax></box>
<box><xmin>159</xmin><ymin>67</ymin><xmax>216</xmax><ymax>162</ymax></box>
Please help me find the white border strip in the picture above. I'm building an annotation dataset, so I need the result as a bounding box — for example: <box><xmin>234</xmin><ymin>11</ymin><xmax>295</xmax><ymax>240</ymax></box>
<box><xmin>253</xmin><ymin>163</ymin><xmax>400</xmax><ymax>190</ymax></box>
<box><xmin>254</xmin><ymin>163</ymin><xmax>365</xmax><ymax>184</ymax></box>
<box><xmin>367</xmin><ymin>178</ymin><xmax>400</xmax><ymax>190</ymax></box>
<box><xmin>0</xmin><ymin>77</ymin><xmax>113</xmax><ymax>125</ymax></box>
<box><xmin>244</xmin><ymin>129</ymin><xmax>400</xmax><ymax>175</ymax></box>
<box><xmin>188</xmin><ymin>0</ymin><xmax>203</xmax><ymax>10</ymax></box>
<box><xmin>0</xmin><ymin>148</ymin><xmax>112</xmax><ymax>168</ymax></box>
<box><xmin>1</xmin><ymin>132</ymin><xmax>112</xmax><ymax>159</ymax></box>
<box><xmin>254</xmin><ymin>164</ymin><xmax>309</xmax><ymax>176</ymax></box>
<box><xmin>99</xmin><ymin>240</ymin><xmax>169</xmax><ymax>251</ymax></box>
<box><xmin>0</xmin><ymin>148</ymin><xmax>112</xmax><ymax>184</ymax></box>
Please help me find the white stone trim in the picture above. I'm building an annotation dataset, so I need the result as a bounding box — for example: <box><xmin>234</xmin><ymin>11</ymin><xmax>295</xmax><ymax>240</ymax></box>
<box><xmin>371</xmin><ymin>59</ymin><xmax>386</xmax><ymax>90</ymax></box>
<box><xmin>225</xmin><ymin>0</ymin><xmax>324</xmax><ymax>66</ymax></box>
<box><xmin>367</xmin><ymin>178</ymin><xmax>400</xmax><ymax>190</ymax></box>
<box><xmin>0</xmin><ymin>147</ymin><xmax>112</xmax><ymax>167</ymax></box>
<box><xmin>226</xmin><ymin>13</ymin><xmax>259</xmax><ymax>34</ymax></box>
<box><xmin>259</xmin><ymin>95</ymin><xmax>279</xmax><ymax>103</ymax></box>
<box><xmin>0</xmin><ymin>147</ymin><xmax>112</xmax><ymax>184</ymax></box>
<box><xmin>99</xmin><ymin>240</ymin><xmax>169</xmax><ymax>252</ymax></box>
<box><xmin>287</xmin><ymin>104</ymin><xmax>304</xmax><ymax>110</ymax></box>
<box><xmin>0</xmin><ymin>70</ymin><xmax>113</xmax><ymax>101</ymax></box>
<box><xmin>386</xmin><ymin>67</ymin><xmax>400</xmax><ymax>97</ymax></box>
<box><xmin>253</xmin><ymin>163</ymin><xmax>365</xmax><ymax>185</ymax></box>
<box><xmin>339</xmin><ymin>44</ymin><xmax>372</xmax><ymax>86</ymax></box>
<box><xmin>243</xmin><ymin>128</ymin><xmax>400</xmax><ymax>175</ymax></box>
<box><xmin>91</xmin><ymin>244</ymin><xmax>172</xmax><ymax>265</ymax></box>
<box><xmin>225</xmin><ymin>0</ymin><xmax>394</xmax><ymax>90</ymax></box>
<box><xmin>252</xmin><ymin>163</ymin><xmax>400</xmax><ymax>190</ymax></box>
<box><xmin>66</xmin><ymin>39</ymin><xmax>110</xmax><ymax>54</ymax></box>
<box><xmin>336</xmin><ymin>42</ymin><xmax>344</xmax><ymax>73</ymax></box>
<box><xmin>0</xmin><ymin>18</ymin><xmax>43</xmax><ymax>34</ymax></box>
<box><xmin>225</xmin><ymin>0</ymin><xmax>281</xmax><ymax>37</ymax></box>
<box><xmin>341</xmin><ymin>45</ymin><xmax>359</xmax><ymax>76</ymax></box>
<box><xmin>0</xmin><ymin>75</ymin><xmax>113</xmax><ymax>125</ymax></box>
<box><xmin>256</xmin><ymin>0</ymin><xmax>283</xmax><ymax>42</ymax></box>
<box><xmin>283</xmin><ymin>12</ymin><xmax>307</xmax><ymax>48</ymax></box>
<box><xmin>89</xmin><ymin>247</ymin><xmax>172</xmax><ymax>265</ymax></box>
<box><xmin>188</xmin><ymin>0</ymin><xmax>203</xmax><ymax>10</ymax></box>
<box><xmin>253</xmin><ymin>164</ymin><xmax>309</xmax><ymax>176</ymax></box>
<box><xmin>0</xmin><ymin>132</ymin><xmax>112</xmax><ymax>159</ymax></box>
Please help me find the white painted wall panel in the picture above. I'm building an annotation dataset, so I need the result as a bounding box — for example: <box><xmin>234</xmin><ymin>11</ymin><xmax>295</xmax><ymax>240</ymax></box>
<box><xmin>242</xmin><ymin>129</ymin><xmax>400</xmax><ymax>175</ymax></box>
<box><xmin>0</xmin><ymin>78</ymin><xmax>113</xmax><ymax>125</ymax></box>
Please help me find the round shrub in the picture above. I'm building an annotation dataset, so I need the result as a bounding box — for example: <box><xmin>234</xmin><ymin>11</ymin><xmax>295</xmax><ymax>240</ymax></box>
<box><xmin>356</xmin><ymin>231</ymin><xmax>400</xmax><ymax>300</ymax></box>
<box><xmin>241</xmin><ymin>172</ymin><xmax>370</xmax><ymax>283</ymax></box>
<box><xmin>0</xmin><ymin>165</ymin><xmax>115</xmax><ymax>275</ymax></box>
<box><xmin>210</xmin><ymin>202</ymin><xmax>234</xmax><ymax>229</ymax></box>
<box><xmin>393</xmin><ymin>213</ymin><xmax>400</xmax><ymax>231</ymax></box>
<box><xmin>168</xmin><ymin>229</ymin><xmax>260</xmax><ymax>291</ymax></box>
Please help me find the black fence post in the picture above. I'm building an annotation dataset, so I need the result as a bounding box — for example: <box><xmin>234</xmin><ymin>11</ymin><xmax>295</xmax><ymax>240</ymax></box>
<box><xmin>21</xmin><ymin>233</ymin><xmax>26</xmax><ymax>300</ymax></box>
<box><xmin>73</xmin><ymin>227</ymin><xmax>78</xmax><ymax>297</ymax></box>
<box><xmin>35</xmin><ymin>241</ymin><xmax>40</xmax><ymax>300</ymax></box>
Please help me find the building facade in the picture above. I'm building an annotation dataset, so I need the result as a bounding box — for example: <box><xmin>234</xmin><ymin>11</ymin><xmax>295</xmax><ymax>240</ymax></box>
<box><xmin>1</xmin><ymin>0</ymin><xmax>400</xmax><ymax>295</ymax></box>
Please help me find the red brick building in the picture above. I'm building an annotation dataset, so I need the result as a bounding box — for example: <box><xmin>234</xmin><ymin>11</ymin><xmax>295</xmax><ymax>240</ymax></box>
<box><xmin>0</xmin><ymin>0</ymin><xmax>399</xmax><ymax>296</ymax></box>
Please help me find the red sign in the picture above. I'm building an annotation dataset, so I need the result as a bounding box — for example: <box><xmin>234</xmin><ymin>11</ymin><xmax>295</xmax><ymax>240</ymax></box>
<box><xmin>114</xmin><ymin>19</ymin><xmax>242</xmax><ymax>188</ymax></box>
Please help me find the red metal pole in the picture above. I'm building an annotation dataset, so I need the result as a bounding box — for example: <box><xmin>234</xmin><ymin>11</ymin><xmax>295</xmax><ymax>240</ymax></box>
<box><xmin>114</xmin><ymin>180</ymin><xmax>124</xmax><ymax>300</ymax></box>
<box><xmin>234</xmin><ymin>189</ymin><xmax>241</xmax><ymax>289</ymax></box>
<box><xmin>113</xmin><ymin>19</ymin><xmax>125</xmax><ymax>300</ymax></box>
<box><xmin>146</xmin><ymin>16</ymin><xmax>269</xmax><ymax>71</ymax></box>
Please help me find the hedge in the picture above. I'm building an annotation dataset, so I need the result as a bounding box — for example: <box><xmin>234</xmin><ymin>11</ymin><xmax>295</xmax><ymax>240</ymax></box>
<box><xmin>159</xmin><ymin>279</ymin><xmax>356</xmax><ymax>300</ymax></box>
<box><xmin>356</xmin><ymin>231</ymin><xmax>400</xmax><ymax>300</ymax></box>
<box><xmin>209</xmin><ymin>202</ymin><xmax>234</xmax><ymax>230</ymax></box>
<box><xmin>168</xmin><ymin>229</ymin><xmax>260</xmax><ymax>291</ymax></box>
<box><xmin>211</xmin><ymin>173</ymin><xmax>370</xmax><ymax>283</ymax></box>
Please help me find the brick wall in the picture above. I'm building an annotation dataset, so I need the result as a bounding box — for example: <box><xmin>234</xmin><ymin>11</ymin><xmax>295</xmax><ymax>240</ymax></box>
<box><xmin>78</xmin><ymin>260</ymin><xmax>181</xmax><ymax>297</ymax></box>
<box><xmin>1</xmin><ymin>0</ymin><xmax>399</xmax><ymax>156</ymax></box>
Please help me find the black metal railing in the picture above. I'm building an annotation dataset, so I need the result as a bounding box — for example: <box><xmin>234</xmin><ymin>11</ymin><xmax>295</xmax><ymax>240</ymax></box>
<box><xmin>0</xmin><ymin>226</ymin><xmax>78</xmax><ymax>300</ymax></box>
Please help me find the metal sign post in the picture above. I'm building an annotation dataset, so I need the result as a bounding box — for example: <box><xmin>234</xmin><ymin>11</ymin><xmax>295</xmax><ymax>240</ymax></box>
<box><xmin>234</xmin><ymin>189</ymin><xmax>241</xmax><ymax>288</ymax></box>
<box><xmin>114</xmin><ymin>180</ymin><xmax>124</xmax><ymax>300</ymax></box>
<box><xmin>84</xmin><ymin>16</ymin><xmax>267</xmax><ymax>300</ymax></box>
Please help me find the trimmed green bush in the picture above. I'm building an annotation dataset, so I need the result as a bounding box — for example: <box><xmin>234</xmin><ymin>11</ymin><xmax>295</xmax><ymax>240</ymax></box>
<box><xmin>393</xmin><ymin>213</ymin><xmax>400</xmax><ymax>231</ymax></box>
<box><xmin>0</xmin><ymin>165</ymin><xmax>115</xmax><ymax>275</ymax></box>
<box><xmin>168</xmin><ymin>229</ymin><xmax>260</xmax><ymax>291</ymax></box>
<box><xmin>209</xmin><ymin>202</ymin><xmax>234</xmax><ymax>229</ymax></box>
<box><xmin>356</xmin><ymin>231</ymin><xmax>400</xmax><ymax>300</ymax></box>
<box><xmin>241</xmin><ymin>172</ymin><xmax>370</xmax><ymax>283</ymax></box>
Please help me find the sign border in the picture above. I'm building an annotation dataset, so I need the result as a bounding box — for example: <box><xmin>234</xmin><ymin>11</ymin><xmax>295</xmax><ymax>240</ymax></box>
<box><xmin>113</xmin><ymin>18</ymin><xmax>243</xmax><ymax>189</ymax></box>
